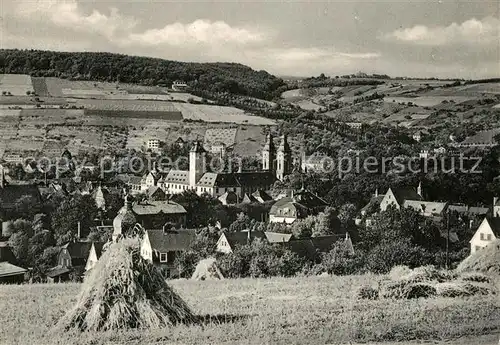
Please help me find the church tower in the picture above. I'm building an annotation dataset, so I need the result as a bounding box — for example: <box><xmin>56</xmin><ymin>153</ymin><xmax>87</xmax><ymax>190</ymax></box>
<box><xmin>276</xmin><ymin>134</ymin><xmax>292</xmax><ymax>181</ymax></box>
<box><xmin>262</xmin><ymin>133</ymin><xmax>275</xmax><ymax>171</ymax></box>
<box><xmin>189</xmin><ymin>140</ymin><xmax>206</xmax><ymax>189</ymax></box>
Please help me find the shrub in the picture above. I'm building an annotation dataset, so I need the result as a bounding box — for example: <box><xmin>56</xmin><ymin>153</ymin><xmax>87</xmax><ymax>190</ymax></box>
<box><xmin>357</xmin><ymin>285</ymin><xmax>379</xmax><ymax>300</ymax></box>
<box><xmin>460</xmin><ymin>272</ymin><xmax>492</xmax><ymax>284</ymax></box>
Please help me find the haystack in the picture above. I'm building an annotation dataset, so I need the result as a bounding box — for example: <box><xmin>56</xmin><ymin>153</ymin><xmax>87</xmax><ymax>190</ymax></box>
<box><xmin>191</xmin><ymin>258</ymin><xmax>224</xmax><ymax>281</ymax></box>
<box><xmin>54</xmin><ymin>238</ymin><xmax>196</xmax><ymax>332</ymax></box>
<box><xmin>457</xmin><ymin>240</ymin><xmax>500</xmax><ymax>275</ymax></box>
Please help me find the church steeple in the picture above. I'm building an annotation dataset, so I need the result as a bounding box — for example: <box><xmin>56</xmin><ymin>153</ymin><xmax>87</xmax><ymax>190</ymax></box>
<box><xmin>276</xmin><ymin>134</ymin><xmax>291</xmax><ymax>181</ymax></box>
<box><xmin>262</xmin><ymin>132</ymin><xmax>275</xmax><ymax>171</ymax></box>
<box><xmin>0</xmin><ymin>164</ymin><xmax>7</xmax><ymax>188</ymax></box>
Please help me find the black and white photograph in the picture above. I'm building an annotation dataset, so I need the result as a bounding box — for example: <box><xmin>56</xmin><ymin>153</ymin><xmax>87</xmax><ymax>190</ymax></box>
<box><xmin>0</xmin><ymin>0</ymin><xmax>499</xmax><ymax>344</ymax></box>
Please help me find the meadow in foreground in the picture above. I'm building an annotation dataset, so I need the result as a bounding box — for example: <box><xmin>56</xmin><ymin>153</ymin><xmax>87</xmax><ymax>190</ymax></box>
<box><xmin>0</xmin><ymin>274</ymin><xmax>499</xmax><ymax>345</ymax></box>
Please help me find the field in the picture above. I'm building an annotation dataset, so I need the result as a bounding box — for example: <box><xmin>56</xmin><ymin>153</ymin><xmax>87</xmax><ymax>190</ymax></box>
<box><xmin>0</xmin><ymin>74</ymin><xmax>34</xmax><ymax>95</ymax></box>
<box><xmin>0</xmin><ymin>275</ymin><xmax>498</xmax><ymax>345</ymax></box>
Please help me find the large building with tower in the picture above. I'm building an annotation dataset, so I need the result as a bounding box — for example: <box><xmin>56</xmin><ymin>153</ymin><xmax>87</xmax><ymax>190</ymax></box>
<box><xmin>129</xmin><ymin>133</ymin><xmax>292</xmax><ymax>199</ymax></box>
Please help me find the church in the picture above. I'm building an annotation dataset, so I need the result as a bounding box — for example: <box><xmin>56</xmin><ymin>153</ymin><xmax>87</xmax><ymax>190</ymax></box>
<box><xmin>132</xmin><ymin>133</ymin><xmax>292</xmax><ymax>199</ymax></box>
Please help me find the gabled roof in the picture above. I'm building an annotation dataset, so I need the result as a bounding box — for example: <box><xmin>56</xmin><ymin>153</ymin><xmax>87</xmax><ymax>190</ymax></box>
<box><xmin>92</xmin><ymin>242</ymin><xmax>105</xmax><ymax>258</ymax></box>
<box><xmin>0</xmin><ymin>261</ymin><xmax>26</xmax><ymax>277</ymax></box>
<box><xmin>133</xmin><ymin>200</ymin><xmax>186</xmax><ymax>215</ymax></box>
<box><xmin>264</xmin><ymin>232</ymin><xmax>293</xmax><ymax>243</ymax></box>
<box><xmin>222</xmin><ymin>231</ymin><xmax>266</xmax><ymax>249</ymax></box>
<box><xmin>145</xmin><ymin>229</ymin><xmax>196</xmax><ymax>252</ymax></box>
<box><xmin>197</xmin><ymin>173</ymin><xmax>239</xmax><ymax>188</ymax></box>
<box><xmin>280</xmin><ymin>234</ymin><xmax>348</xmax><ymax>260</ymax></box>
<box><xmin>240</xmin><ymin>193</ymin><xmax>258</xmax><ymax>204</ymax></box>
<box><xmin>484</xmin><ymin>217</ymin><xmax>500</xmax><ymax>237</ymax></box>
<box><xmin>165</xmin><ymin>170</ymin><xmax>190</xmax><ymax>185</ymax></box>
<box><xmin>46</xmin><ymin>266</ymin><xmax>72</xmax><ymax>278</ymax></box>
<box><xmin>403</xmin><ymin>200</ymin><xmax>448</xmax><ymax>215</ymax></box>
<box><xmin>61</xmin><ymin>241</ymin><xmax>94</xmax><ymax>260</ymax></box>
<box><xmin>252</xmin><ymin>189</ymin><xmax>273</xmax><ymax>203</ymax></box>
<box><xmin>469</xmin><ymin>206</ymin><xmax>490</xmax><ymax>215</ymax></box>
<box><xmin>234</xmin><ymin>171</ymin><xmax>276</xmax><ymax>187</ymax></box>
<box><xmin>218</xmin><ymin>191</ymin><xmax>238</xmax><ymax>205</ymax></box>
<box><xmin>389</xmin><ymin>187</ymin><xmax>422</xmax><ymax>205</ymax></box>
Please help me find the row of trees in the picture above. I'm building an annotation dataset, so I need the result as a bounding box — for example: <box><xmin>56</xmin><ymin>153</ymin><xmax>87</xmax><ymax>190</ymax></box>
<box><xmin>0</xmin><ymin>49</ymin><xmax>286</xmax><ymax>100</ymax></box>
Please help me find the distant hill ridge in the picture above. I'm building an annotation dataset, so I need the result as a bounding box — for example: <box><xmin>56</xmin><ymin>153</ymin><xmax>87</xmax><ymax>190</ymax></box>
<box><xmin>0</xmin><ymin>49</ymin><xmax>286</xmax><ymax>101</ymax></box>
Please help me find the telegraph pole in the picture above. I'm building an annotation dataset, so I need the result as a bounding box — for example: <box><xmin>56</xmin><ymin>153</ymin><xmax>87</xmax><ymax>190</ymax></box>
<box><xmin>445</xmin><ymin>209</ymin><xmax>450</xmax><ymax>270</ymax></box>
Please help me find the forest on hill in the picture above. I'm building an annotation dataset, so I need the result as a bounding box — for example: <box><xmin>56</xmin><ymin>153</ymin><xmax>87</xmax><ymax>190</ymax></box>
<box><xmin>0</xmin><ymin>49</ymin><xmax>287</xmax><ymax>100</ymax></box>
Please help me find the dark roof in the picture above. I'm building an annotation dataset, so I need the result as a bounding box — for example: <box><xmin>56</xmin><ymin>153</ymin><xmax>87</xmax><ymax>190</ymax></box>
<box><xmin>0</xmin><ymin>244</ymin><xmax>16</xmax><ymax>264</ymax></box>
<box><xmin>46</xmin><ymin>266</ymin><xmax>72</xmax><ymax>278</ymax></box>
<box><xmin>146</xmin><ymin>229</ymin><xmax>196</xmax><ymax>252</ymax></box>
<box><xmin>264</xmin><ymin>232</ymin><xmax>293</xmax><ymax>243</ymax></box>
<box><xmin>389</xmin><ymin>187</ymin><xmax>422</xmax><ymax>205</ymax></box>
<box><xmin>252</xmin><ymin>189</ymin><xmax>273</xmax><ymax>203</ymax></box>
<box><xmin>223</xmin><ymin>231</ymin><xmax>266</xmax><ymax>249</ymax></box>
<box><xmin>468</xmin><ymin>206</ymin><xmax>490</xmax><ymax>215</ymax></box>
<box><xmin>485</xmin><ymin>217</ymin><xmax>500</xmax><ymax>237</ymax></box>
<box><xmin>197</xmin><ymin>173</ymin><xmax>239</xmax><ymax>187</ymax></box>
<box><xmin>61</xmin><ymin>241</ymin><xmax>93</xmax><ymax>260</ymax></box>
<box><xmin>281</xmin><ymin>235</ymin><xmax>346</xmax><ymax>260</ymax></box>
<box><xmin>218</xmin><ymin>191</ymin><xmax>238</xmax><ymax>205</ymax></box>
<box><xmin>92</xmin><ymin>242</ymin><xmax>105</xmax><ymax>258</ymax></box>
<box><xmin>234</xmin><ymin>171</ymin><xmax>276</xmax><ymax>187</ymax></box>
<box><xmin>0</xmin><ymin>261</ymin><xmax>27</xmax><ymax>278</ymax></box>
<box><xmin>240</xmin><ymin>193</ymin><xmax>258</xmax><ymax>204</ymax></box>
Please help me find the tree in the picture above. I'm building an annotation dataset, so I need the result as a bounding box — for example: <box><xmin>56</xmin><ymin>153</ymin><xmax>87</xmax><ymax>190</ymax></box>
<box><xmin>312</xmin><ymin>206</ymin><xmax>341</xmax><ymax>237</ymax></box>
<box><xmin>51</xmin><ymin>194</ymin><xmax>98</xmax><ymax>244</ymax></box>
<box><xmin>7</xmin><ymin>219</ymin><xmax>33</xmax><ymax>265</ymax></box>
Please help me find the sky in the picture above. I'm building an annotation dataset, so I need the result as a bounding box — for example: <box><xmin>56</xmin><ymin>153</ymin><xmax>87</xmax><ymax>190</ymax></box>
<box><xmin>0</xmin><ymin>0</ymin><xmax>498</xmax><ymax>79</ymax></box>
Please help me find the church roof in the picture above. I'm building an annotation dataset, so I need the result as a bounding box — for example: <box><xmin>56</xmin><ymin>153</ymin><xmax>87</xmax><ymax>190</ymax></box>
<box><xmin>190</xmin><ymin>140</ymin><xmax>206</xmax><ymax>153</ymax></box>
<box><xmin>165</xmin><ymin>170</ymin><xmax>190</xmax><ymax>185</ymax></box>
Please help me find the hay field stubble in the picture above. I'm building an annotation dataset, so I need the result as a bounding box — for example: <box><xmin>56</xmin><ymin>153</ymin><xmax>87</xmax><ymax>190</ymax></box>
<box><xmin>0</xmin><ymin>275</ymin><xmax>499</xmax><ymax>345</ymax></box>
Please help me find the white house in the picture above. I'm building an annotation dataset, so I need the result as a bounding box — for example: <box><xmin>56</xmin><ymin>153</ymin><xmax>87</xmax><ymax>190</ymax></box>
<box><xmin>85</xmin><ymin>242</ymin><xmax>104</xmax><ymax>272</ymax></box>
<box><xmin>147</xmin><ymin>139</ymin><xmax>161</xmax><ymax>152</ymax></box>
<box><xmin>469</xmin><ymin>217</ymin><xmax>500</xmax><ymax>254</ymax></box>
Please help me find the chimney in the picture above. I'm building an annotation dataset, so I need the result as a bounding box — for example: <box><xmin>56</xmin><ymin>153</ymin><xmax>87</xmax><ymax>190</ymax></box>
<box><xmin>77</xmin><ymin>221</ymin><xmax>81</xmax><ymax>240</ymax></box>
<box><xmin>374</xmin><ymin>188</ymin><xmax>378</xmax><ymax>197</ymax></box>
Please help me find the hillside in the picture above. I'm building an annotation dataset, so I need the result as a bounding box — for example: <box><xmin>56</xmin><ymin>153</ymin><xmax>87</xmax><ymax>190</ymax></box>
<box><xmin>0</xmin><ymin>49</ymin><xmax>287</xmax><ymax>101</ymax></box>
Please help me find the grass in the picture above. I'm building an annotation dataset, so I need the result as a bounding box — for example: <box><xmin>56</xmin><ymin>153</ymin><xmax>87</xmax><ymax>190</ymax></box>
<box><xmin>0</xmin><ymin>274</ymin><xmax>499</xmax><ymax>345</ymax></box>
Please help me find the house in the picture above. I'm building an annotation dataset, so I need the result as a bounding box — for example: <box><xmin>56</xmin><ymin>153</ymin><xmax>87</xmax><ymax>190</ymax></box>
<box><xmin>132</xmin><ymin>199</ymin><xmax>187</xmax><ymax>229</ymax></box>
<box><xmin>140</xmin><ymin>226</ymin><xmax>196</xmax><ymax>277</ymax></box>
<box><xmin>402</xmin><ymin>200</ymin><xmax>448</xmax><ymax>218</ymax></box>
<box><xmin>0</xmin><ymin>242</ymin><xmax>16</xmax><ymax>263</ymax></box>
<box><xmin>356</xmin><ymin>190</ymin><xmax>384</xmax><ymax>225</ymax></box>
<box><xmin>84</xmin><ymin>242</ymin><xmax>105</xmax><ymax>272</ymax></box>
<box><xmin>469</xmin><ymin>217</ymin><xmax>500</xmax><ymax>254</ymax></box>
<box><xmin>300</xmin><ymin>151</ymin><xmax>328</xmax><ymax>173</ymax></box>
<box><xmin>412</xmin><ymin>130</ymin><xmax>425</xmax><ymax>142</ymax></box>
<box><xmin>174</xmin><ymin>137</ymin><xmax>185</xmax><ymax>148</ymax></box>
<box><xmin>0</xmin><ymin>261</ymin><xmax>27</xmax><ymax>284</ymax></box>
<box><xmin>209</xmin><ymin>141</ymin><xmax>227</xmax><ymax>157</ymax></box>
<box><xmin>269</xmin><ymin>189</ymin><xmax>327</xmax><ymax>224</ymax></box>
<box><xmin>48</xmin><ymin>241</ymin><xmax>102</xmax><ymax>282</ymax></box>
<box><xmin>240</xmin><ymin>193</ymin><xmax>258</xmax><ymax>204</ymax></box>
<box><xmin>264</xmin><ymin>232</ymin><xmax>293</xmax><ymax>243</ymax></box>
<box><xmin>147</xmin><ymin>138</ymin><xmax>161</xmax><ymax>152</ymax></box>
<box><xmin>146</xmin><ymin>186</ymin><xmax>167</xmax><ymax>201</ymax></box>
<box><xmin>379</xmin><ymin>186</ymin><xmax>423</xmax><ymax>212</ymax></box>
<box><xmin>216</xmin><ymin>230</ymin><xmax>267</xmax><ymax>253</ymax></box>
<box><xmin>42</xmin><ymin>140</ymin><xmax>66</xmax><ymax>157</ymax></box>
<box><xmin>93</xmin><ymin>185</ymin><xmax>108</xmax><ymax>210</ymax></box>
<box><xmin>280</xmin><ymin>233</ymin><xmax>354</xmax><ymax>261</ymax></box>
<box><xmin>172</xmin><ymin>80</ymin><xmax>189</xmax><ymax>91</ymax></box>
<box><xmin>2</xmin><ymin>153</ymin><xmax>23</xmax><ymax>164</ymax></box>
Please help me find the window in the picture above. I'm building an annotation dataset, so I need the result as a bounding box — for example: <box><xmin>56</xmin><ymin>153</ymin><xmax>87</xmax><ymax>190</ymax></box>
<box><xmin>487</xmin><ymin>234</ymin><xmax>492</xmax><ymax>241</ymax></box>
<box><xmin>475</xmin><ymin>246</ymin><xmax>481</xmax><ymax>251</ymax></box>
<box><xmin>480</xmin><ymin>233</ymin><xmax>485</xmax><ymax>240</ymax></box>
<box><xmin>160</xmin><ymin>253</ymin><xmax>167</xmax><ymax>262</ymax></box>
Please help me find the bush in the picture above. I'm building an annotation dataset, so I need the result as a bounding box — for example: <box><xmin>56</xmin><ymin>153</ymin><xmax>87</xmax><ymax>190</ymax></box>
<box><xmin>357</xmin><ymin>285</ymin><xmax>379</xmax><ymax>300</ymax></box>
<box><xmin>460</xmin><ymin>272</ymin><xmax>492</xmax><ymax>284</ymax></box>
<box><xmin>381</xmin><ymin>280</ymin><xmax>436</xmax><ymax>299</ymax></box>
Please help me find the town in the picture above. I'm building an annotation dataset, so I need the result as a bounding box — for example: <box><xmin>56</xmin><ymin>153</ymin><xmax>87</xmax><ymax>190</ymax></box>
<box><xmin>0</xmin><ymin>2</ymin><xmax>499</xmax><ymax>343</ymax></box>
